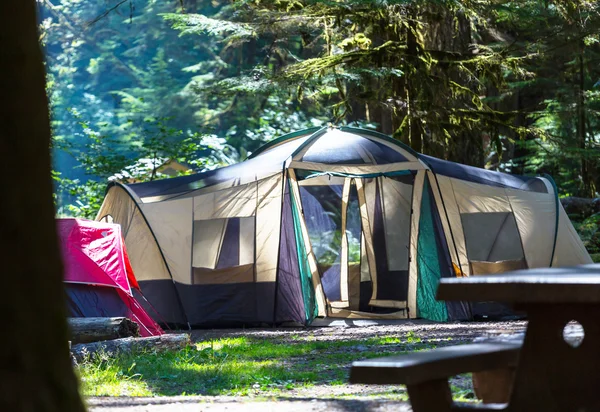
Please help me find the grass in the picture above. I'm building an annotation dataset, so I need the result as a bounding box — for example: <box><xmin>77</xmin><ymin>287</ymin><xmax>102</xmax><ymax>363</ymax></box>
<box><xmin>77</xmin><ymin>332</ymin><xmax>469</xmax><ymax>400</ymax></box>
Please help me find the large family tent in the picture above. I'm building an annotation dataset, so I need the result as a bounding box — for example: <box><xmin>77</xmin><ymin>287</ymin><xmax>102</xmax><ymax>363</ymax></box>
<box><xmin>96</xmin><ymin>126</ymin><xmax>591</xmax><ymax>327</ymax></box>
<box><xmin>58</xmin><ymin>218</ymin><xmax>163</xmax><ymax>336</ymax></box>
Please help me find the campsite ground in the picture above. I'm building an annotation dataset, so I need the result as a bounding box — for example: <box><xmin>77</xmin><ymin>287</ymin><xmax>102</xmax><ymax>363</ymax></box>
<box><xmin>85</xmin><ymin>319</ymin><xmax>525</xmax><ymax>411</ymax></box>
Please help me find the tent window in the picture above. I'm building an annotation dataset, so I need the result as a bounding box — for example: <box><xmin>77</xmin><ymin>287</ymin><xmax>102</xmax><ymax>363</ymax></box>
<box><xmin>461</xmin><ymin>212</ymin><xmax>527</xmax><ymax>274</ymax></box>
<box><xmin>192</xmin><ymin>217</ymin><xmax>255</xmax><ymax>270</ymax></box>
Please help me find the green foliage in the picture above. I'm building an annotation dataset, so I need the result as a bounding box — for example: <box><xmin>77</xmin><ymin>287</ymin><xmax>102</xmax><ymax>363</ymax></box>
<box><xmin>162</xmin><ymin>13</ymin><xmax>255</xmax><ymax>40</ymax></box>
<box><xmin>42</xmin><ymin>0</ymin><xmax>323</xmax><ymax>217</ymax></box>
<box><xmin>53</xmin><ymin>113</ymin><xmax>236</xmax><ymax>218</ymax></box>
<box><xmin>169</xmin><ymin>2</ymin><xmax>530</xmax><ymax>164</ymax></box>
<box><xmin>572</xmin><ymin>213</ymin><xmax>600</xmax><ymax>257</ymax></box>
<box><xmin>493</xmin><ymin>1</ymin><xmax>600</xmax><ymax>197</ymax></box>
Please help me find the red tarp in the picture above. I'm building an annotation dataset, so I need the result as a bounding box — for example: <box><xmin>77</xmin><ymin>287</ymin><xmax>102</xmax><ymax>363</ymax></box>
<box><xmin>57</xmin><ymin>218</ymin><xmax>163</xmax><ymax>337</ymax></box>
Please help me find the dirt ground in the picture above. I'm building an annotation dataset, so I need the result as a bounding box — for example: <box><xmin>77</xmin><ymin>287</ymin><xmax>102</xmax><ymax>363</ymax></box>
<box><xmin>88</xmin><ymin>319</ymin><xmax>526</xmax><ymax>411</ymax></box>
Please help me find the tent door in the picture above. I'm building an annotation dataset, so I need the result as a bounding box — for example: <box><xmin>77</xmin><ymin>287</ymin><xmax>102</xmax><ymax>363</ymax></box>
<box><xmin>296</xmin><ymin>172</ymin><xmax>414</xmax><ymax>318</ymax></box>
<box><xmin>357</xmin><ymin>175</ymin><xmax>414</xmax><ymax>314</ymax></box>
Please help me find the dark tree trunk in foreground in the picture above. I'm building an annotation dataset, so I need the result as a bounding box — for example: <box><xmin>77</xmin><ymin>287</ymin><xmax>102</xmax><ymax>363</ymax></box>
<box><xmin>0</xmin><ymin>2</ymin><xmax>85</xmax><ymax>411</ymax></box>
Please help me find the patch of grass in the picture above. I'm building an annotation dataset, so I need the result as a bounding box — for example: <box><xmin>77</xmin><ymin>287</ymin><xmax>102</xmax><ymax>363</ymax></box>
<box><xmin>78</xmin><ymin>331</ymin><xmax>463</xmax><ymax>398</ymax></box>
<box><xmin>405</xmin><ymin>331</ymin><xmax>422</xmax><ymax>343</ymax></box>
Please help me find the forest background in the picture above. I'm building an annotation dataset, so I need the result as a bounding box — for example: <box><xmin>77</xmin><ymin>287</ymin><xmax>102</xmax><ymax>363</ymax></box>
<box><xmin>41</xmin><ymin>0</ymin><xmax>600</xmax><ymax>256</ymax></box>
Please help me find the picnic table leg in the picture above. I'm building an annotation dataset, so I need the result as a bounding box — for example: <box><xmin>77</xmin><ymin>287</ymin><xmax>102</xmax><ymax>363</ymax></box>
<box><xmin>406</xmin><ymin>378</ymin><xmax>453</xmax><ymax>412</ymax></box>
<box><xmin>508</xmin><ymin>304</ymin><xmax>600</xmax><ymax>411</ymax></box>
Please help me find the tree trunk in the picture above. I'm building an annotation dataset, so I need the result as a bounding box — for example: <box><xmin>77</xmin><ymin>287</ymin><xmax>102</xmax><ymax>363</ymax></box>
<box><xmin>560</xmin><ymin>197</ymin><xmax>600</xmax><ymax>219</ymax></box>
<box><xmin>68</xmin><ymin>317</ymin><xmax>140</xmax><ymax>344</ymax></box>
<box><xmin>577</xmin><ymin>39</ymin><xmax>592</xmax><ymax>197</ymax></box>
<box><xmin>70</xmin><ymin>334</ymin><xmax>191</xmax><ymax>362</ymax></box>
<box><xmin>0</xmin><ymin>1</ymin><xmax>85</xmax><ymax>411</ymax></box>
<box><xmin>406</xmin><ymin>7</ymin><xmax>423</xmax><ymax>153</ymax></box>
<box><xmin>423</xmin><ymin>6</ymin><xmax>482</xmax><ymax>166</ymax></box>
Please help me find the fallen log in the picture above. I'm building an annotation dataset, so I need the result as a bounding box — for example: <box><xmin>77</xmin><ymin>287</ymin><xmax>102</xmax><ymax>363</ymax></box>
<box><xmin>560</xmin><ymin>197</ymin><xmax>600</xmax><ymax>219</ymax></box>
<box><xmin>68</xmin><ymin>317</ymin><xmax>140</xmax><ymax>344</ymax></box>
<box><xmin>70</xmin><ymin>333</ymin><xmax>190</xmax><ymax>361</ymax></box>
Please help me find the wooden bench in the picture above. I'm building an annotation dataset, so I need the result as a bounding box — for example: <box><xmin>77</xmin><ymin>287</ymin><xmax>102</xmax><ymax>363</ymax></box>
<box><xmin>350</xmin><ymin>342</ymin><xmax>520</xmax><ymax>411</ymax></box>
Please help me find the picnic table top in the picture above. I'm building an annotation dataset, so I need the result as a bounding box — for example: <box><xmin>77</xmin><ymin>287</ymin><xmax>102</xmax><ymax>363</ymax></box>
<box><xmin>437</xmin><ymin>264</ymin><xmax>600</xmax><ymax>304</ymax></box>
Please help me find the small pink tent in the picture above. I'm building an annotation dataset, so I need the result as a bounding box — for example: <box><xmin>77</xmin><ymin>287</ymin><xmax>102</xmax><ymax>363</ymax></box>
<box><xmin>57</xmin><ymin>218</ymin><xmax>163</xmax><ymax>337</ymax></box>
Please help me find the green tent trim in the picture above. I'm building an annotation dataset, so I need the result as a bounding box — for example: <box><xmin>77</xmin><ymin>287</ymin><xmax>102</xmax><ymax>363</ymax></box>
<box><xmin>416</xmin><ymin>177</ymin><xmax>448</xmax><ymax>322</ymax></box>
<box><xmin>289</xmin><ymin>181</ymin><xmax>318</xmax><ymax>325</ymax></box>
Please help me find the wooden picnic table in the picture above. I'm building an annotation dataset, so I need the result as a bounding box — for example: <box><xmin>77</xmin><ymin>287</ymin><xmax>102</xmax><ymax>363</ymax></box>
<box><xmin>351</xmin><ymin>265</ymin><xmax>600</xmax><ymax>411</ymax></box>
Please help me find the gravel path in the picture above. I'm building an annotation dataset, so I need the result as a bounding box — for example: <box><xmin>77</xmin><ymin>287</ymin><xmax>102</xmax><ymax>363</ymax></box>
<box><xmin>89</xmin><ymin>319</ymin><xmax>526</xmax><ymax>411</ymax></box>
<box><xmin>189</xmin><ymin>319</ymin><xmax>527</xmax><ymax>344</ymax></box>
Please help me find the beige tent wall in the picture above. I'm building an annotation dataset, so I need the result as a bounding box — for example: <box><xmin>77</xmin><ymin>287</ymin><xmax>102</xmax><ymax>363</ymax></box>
<box><xmin>191</xmin><ymin>219</ymin><xmax>227</xmax><ymax>269</ymax></box>
<box><xmin>188</xmin><ymin>173</ymin><xmax>282</xmax><ymax>284</ymax></box>
<box><xmin>96</xmin><ymin>186</ymin><xmax>171</xmax><ymax>282</ymax></box>
<box><xmin>190</xmin><ymin>180</ymin><xmax>260</xmax><ymax>277</ymax></box>
<box><xmin>505</xmin><ymin>188</ymin><xmax>555</xmax><ymax>268</ymax></box>
<box><xmin>434</xmin><ymin>176</ymin><xmax>592</xmax><ymax>276</ymax></box>
<box><xmin>552</xmin><ymin>204</ymin><xmax>593</xmax><ymax>267</ymax></box>
<box><xmin>192</xmin><ymin>182</ymin><xmax>257</xmax><ymax>220</ymax></box>
<box><xmin>125</xmin><ymin>208</ymin><xmax>173</xmax><ymax>282</ymax></box>
<box><xmin>255</xmin><ymin>173</ymin><xmax>284</xmax><ymax>283</ymax></box>
<box><xmin>141</xmin><ymin>197</ymin><xmax>193</xmax><ymax>285</ymax></box>
<box><xmin>428</xmin><ymin>172</ymin><xmax>462</xmax><ymax>276</ymax></box>
<box><xmin>239</xmin><ymin>217</ymin><xmax>255</xmax><ymax>265</ymax></box>
<box><xmin>296</xmin><ymin>175</ymin><xmax>346</xmax><ymax>187</ymax></box>
<box><xmin>449</xmin><ymin>179</ymin><xmax>528</xmax><ymax>275</ymax></box>
<box><xmin>434</xmin><ymin>176</ymin><xmax>470</xmax><ymax>276</ymax></box>
<box><xmin>451</xmin><ymin>179</ymin><xmax>513</xmax><ymax>214</ymax></box>
<box><xmin>97</xmin><ymin>185</ymin><xmax>137</xmax><ymax>228</ymax></box>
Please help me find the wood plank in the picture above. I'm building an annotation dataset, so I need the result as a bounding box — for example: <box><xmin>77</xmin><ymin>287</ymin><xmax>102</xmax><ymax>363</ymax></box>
<box><xmin>437</xmin><ymin>266</ymin><xmax>600</xmax><ymax>303</ymax></box>
<box><xmin>350</xmin><ymin>342</ymin><xmax>520</xmax><ymax>386</ymax></box>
